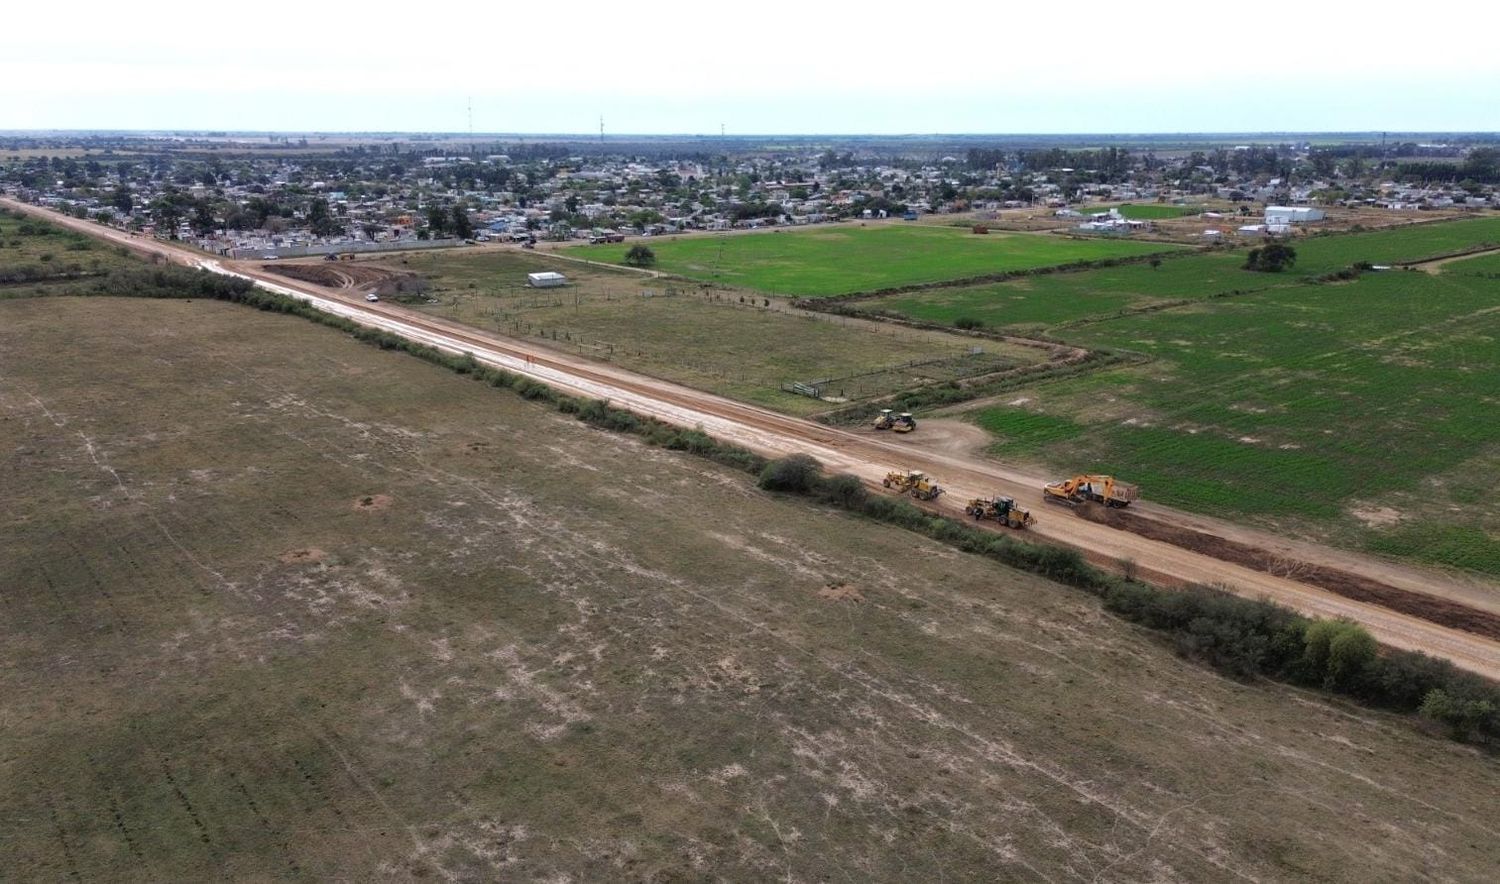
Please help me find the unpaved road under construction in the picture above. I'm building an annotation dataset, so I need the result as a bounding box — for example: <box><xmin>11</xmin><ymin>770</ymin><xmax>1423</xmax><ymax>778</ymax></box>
<box><xmin>9</xmin><ymin>198</ymin><xmax>1500</xmax><ymax>680</ymax></box>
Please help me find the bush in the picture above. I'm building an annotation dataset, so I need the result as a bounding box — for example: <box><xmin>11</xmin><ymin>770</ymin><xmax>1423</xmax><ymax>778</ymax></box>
<box><xmin>953</xmin><ymin>316</ymin><xmax>985</xmax><ymax>330</ymax></box>
<box><xmin>758</xmin><ymin>454</ymin><xmax>820</xmax><ymax>493</ymax></box>
<box><xmin>816</xmin><ymin>473</ymin><xmax>868</xmax><ymax>509</ymax></box>
<box><xmin>1420</xmin><ymin>688</ymin><xmax>1499</xmax><ymax>741</ymax></box>
<box><xmin>1299</xmin><ymin>619</ymin><xmax>1377</xmax><ymax>690</ymax></box>
<box><xmin>1244</xmin><ymin>242</ymin><xmax>1297</xmax><ymax>272</ymax></box>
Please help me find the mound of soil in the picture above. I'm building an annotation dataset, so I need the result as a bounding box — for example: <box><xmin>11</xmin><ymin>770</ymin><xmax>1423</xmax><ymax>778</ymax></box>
<box><xmin>1076</xmin><ymin>504</ymin><xmax>1500</xmax><ymax>640</ymax></box>
<box><xmin>353</xmin><ymin>494</ymin><xmax>392</xmax><ymax>511</ymax></box>
<box><xmin>818</xmin><ymin>582</ymin><xmax>865</xmax><ymax>602</ymax></box>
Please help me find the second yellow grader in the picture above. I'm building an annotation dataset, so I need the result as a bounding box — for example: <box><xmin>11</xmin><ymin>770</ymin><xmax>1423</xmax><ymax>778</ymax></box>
<box><xmin>883</xmin><ymin>470</ymin><xmax>943</xmax><ymax>501</ymax></box>
<box><xmin>965</xmin><ymin>495</ymin><xmax>1036</xmax><ymax>529</ymax></box>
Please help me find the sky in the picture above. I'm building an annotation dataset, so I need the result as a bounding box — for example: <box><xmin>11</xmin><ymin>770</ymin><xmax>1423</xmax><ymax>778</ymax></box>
<box><xmin>3</xmin><ymin>1</ymin><xmax>1497</xmax><ymax>134</ymax></box>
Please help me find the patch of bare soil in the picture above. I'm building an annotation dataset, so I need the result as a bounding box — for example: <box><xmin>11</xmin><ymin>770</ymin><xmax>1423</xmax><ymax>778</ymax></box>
<box><xmin>1350</xmin><ymin>505</ymin><xmax>1404</xmax><ymax>528</ymax></box>
<box><xmin>818</xmin><ymin>582</ymin><xmax>865</xmax><ymax>602</ymax></box>
<box><xmin>877</xmin><ymin>419</ymin><xmax>991</xmax><ymax>456</ymax></box>
<box><xmin>1076</xmin><ymin>504</ymin><xmax>1500</xmax><ymax>640</ymax></box>
<box><xmin>353</xmin><ymin>494</ymin><xmax>392</xmax><ymax>511</ymax></box>
<box><xmin>266</xmin><ymin>261</ymin><xmax>412</xmax><ymax>291</ymax></box>
<box><xmin>278</xmin><ymin>547</ymin><xmax>328</xmax><ymax>564</ymax></box>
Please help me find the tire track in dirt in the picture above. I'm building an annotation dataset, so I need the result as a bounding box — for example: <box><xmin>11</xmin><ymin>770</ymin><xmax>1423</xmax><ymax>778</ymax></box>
<box><xmin>84</xmin><ymin>753</ymin><xmax>145</xmax><ymax>861</ymax></box>
<box><xmin>47</xmin><ymin>800</ymin><xmax>84</xmax><ymax>882</ymax></box>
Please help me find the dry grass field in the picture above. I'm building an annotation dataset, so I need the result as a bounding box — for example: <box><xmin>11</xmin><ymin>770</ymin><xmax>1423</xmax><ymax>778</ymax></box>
<box><xmin>4</xmin><ymin>296</ymin><xmax>1500</xmax><ymax>880</ymax></box>
<box><xmin>375</xmin><ymin>249</ymin><xmax>1041</xmax><ymax>412</ymax></box>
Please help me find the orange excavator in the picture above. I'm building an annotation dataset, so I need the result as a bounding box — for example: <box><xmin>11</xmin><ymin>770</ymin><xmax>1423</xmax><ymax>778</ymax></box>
<box><xmin>1043</xmin><ymin>474</ymin><xmax>1139</xmax><ymax>508</ymax></box>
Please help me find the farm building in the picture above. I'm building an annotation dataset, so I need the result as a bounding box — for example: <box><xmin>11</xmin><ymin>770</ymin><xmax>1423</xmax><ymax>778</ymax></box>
<box><xmin>527</xmin><ymin>271</ymin><xmax>567</xmax><ymax>288</ymax></box>
<box><xmin>1265</xmin><ymin>206</ymin><xmax>1326</xmax><ymax>225</ymax></box>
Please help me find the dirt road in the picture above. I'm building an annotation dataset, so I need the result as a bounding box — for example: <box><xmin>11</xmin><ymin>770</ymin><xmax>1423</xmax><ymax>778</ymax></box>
<box><xmin>8</xmin><ymin>198</ymin><xmax>1500</xmax><ymax>679</ymax></box>
<box><xmin>1409</xmin><ymin>245</ymin><xmax>1500</xmax><ymax>274</ymax></box>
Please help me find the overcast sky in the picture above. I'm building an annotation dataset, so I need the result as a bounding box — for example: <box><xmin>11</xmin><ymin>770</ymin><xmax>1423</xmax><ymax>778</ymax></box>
<box><xmin>3</xmin><ymin>1</ymin><xmax>1497</xmax><ymax>134</ymax></box>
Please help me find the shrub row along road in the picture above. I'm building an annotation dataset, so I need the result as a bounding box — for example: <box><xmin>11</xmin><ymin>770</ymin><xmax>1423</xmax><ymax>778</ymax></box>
<box><xmin>8</xmin><ymin>198</ymin><xmax>1500</xmax><ymax>680</ymax></box>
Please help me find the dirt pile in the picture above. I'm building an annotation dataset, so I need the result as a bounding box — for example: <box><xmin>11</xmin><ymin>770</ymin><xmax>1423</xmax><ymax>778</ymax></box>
<box><xmin>1077</xmin><ymin>503</ymin><xmax>1500</xmax><ymax>640</ymax></box>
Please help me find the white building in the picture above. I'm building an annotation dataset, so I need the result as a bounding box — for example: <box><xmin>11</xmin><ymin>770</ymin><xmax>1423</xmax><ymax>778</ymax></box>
<box><xmin>527</xmin><ymin>272</ymin><xmax>567</xmax><ymax>288</ymax></box>
<box><xmin>1265</xmin><ymin>206</ymin><xmax>1326</xmax><ymax>225</ymax></box>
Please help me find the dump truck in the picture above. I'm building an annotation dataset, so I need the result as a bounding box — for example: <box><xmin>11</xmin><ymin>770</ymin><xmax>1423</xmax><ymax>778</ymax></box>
<box><xmin>1042</xmin><ymin>474</ymin><xmax>1139</xmax><ymax>508</ymax></box>
<box><xmin>965</xmin><ymin>496</ymin><xmax>1035</xmax><ymax>529</ymax></box>
<box><xmin>883</xmin><ymin>470</ymin><xmax>943</xmax><ymax>501</ymax></box>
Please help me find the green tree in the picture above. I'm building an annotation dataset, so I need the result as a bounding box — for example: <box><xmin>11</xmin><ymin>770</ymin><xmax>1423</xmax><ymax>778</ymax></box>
<box><xmin>1244</xmin><ymin>241</ymin><xmax>1297</xmax><ymax>272</ymax></box>
<box><xmin>623</xmin><ymin>244</ymin><xmax>656</xmax><ymax>267</ymax></box>
<box><xmin>151</xmin><ymin>200</ymin><xmax>183</xmax><ymax>237</ymax></box>
<box><xmin>190</xmin><ymin>201</ymin><xmax>217</xmax><ymax>236</ymax></box>
<box><xmin>1461</xmin><ymin>147</ymin><xmax>1499</xmax><ymax>183</ymax></box>
<box><xmin>425</xmin><ymin>206</ymin><xmax>448</xmax><ymax>237</ymax></box>
<box><xmin>450</xmin><ymin>205</ymin><xmax>474</xmax><ymax>239</ymax></box>
<box><xmin>307</xmin><ymin>198</ymin><xmax>341</xmax><ymax>237</ymax></box>
<box><xmin>111</xmin><ymin>187</ymin><xmax>134</xmax><ymax>215</ymax></box>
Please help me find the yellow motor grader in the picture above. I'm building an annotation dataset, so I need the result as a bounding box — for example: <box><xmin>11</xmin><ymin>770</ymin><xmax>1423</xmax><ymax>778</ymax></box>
<box><xmin>882</xmin><ymin>470</ymin><xmax>943</xmax><ymax>501</ymax></box>
<box><xmin>965</xmin><ymin>495</ymin><xmax>1035</xmax><ymax>529</ymax></box>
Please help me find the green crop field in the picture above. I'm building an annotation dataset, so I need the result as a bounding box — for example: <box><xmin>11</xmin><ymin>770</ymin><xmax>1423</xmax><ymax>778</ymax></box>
<box><xmin>866</xmin><ymin>251</ymin><xmax>1265</xmax><ymax>331</ymax></box>
<box><xmin>857</xmin><ymin>217</ymin><xmax>1500</xmax><ymax>576</ymax></box>
<box><xmin>965</xmin><ymin>269</ymin><xmax>1500</xmax><ymax>575</ymax></box>
<box><xmin>380</xmin><ymin>249</ymin><xmax>1041</xmax><ymax>413</ymax></box>
<box><xmin>869</xmin><ymin>217</ymin><xmax>1500</xmax><ymax>334</ymax></box>
<box><xmin>1079</xmin><ymin>203</ymin><xmax>1202</xmax><ymax>220</ymax></box>
<box><xmin>1289</xmin><ymin>215</ymin><xmax>1500</xmax><ymax>273</ymax></box>
<box><xmin>6</xmin><ymin>295</ymin><xmax>1500</xmax><ymax>880</ymax></box>
<box><xmin>569</xmin><ymin>224</ymin><xmax>1181</xmax><ymax>296</ymax></box>
<box><xmin>1436</xmin><ymin>248</ymin><xmax>1500</xmax><ymax>275</ymax></box>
